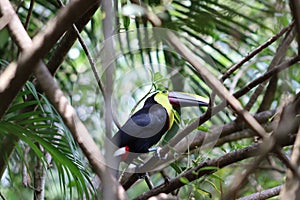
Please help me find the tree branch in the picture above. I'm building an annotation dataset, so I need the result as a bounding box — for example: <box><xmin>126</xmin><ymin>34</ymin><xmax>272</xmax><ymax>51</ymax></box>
<box><xmin>233</xmin><ymin>56</ymin><xmax>300</xmax><ymax>98</ymax></box>
<box><xmin>136</xmin><ymin>136</ymin><xmax>294</xmax><ymax>200</ymax></box>
<box><xmin>166</xmin><ymin>31</ymin><xmax>268</xmax><ymax>138</ymax></box>
<box><xmin>290</xmin><ymin>0</ymin><xmax>300</xmax><ymax>55</ymax></box>
<box><xmin>24</xmin><ymin>0</ymin><xmax>34</xmax><ymax>30</ymax></box>
<box><xmin>280</xmin><ymin>126</ymin><xmax>300</xmax><ymax>199</ymax></box>
<box><xmin>221</xmin><ymin>22</ymin><xmax>294</xmax><ymax>82</ymax></box>
<box><xmin>46</xmin><ymin>3</ymin><xmax>100</xmax><ymax>75</ymax></box>
<box><xmin>224</xmin><ymin>93</ymin><xmax>300</xmax><ymax>199</ymax></box>
<box><xmin>238</xmin><ymin>185</ymin><xmax>282</xmax><ymax>200</ymax></box>
<box><xmin>246</xmin><ymin>26</ymin><xmax>294</xmax><ymax>111</ymax></box>
<box><xmin>133</xmin><ymin>143</ymin><xmax>268</xmax><ymax>200</ymax></box>
<box><xmin>0</xmin><ymin>0</ymin><xmax>99</xmax><ymax>119</ymax></box>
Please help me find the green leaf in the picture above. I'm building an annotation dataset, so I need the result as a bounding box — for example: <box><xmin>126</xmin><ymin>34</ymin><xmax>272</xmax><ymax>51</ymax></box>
<box><xmin>195</xmin><ymin>188</ymin><xmax>212</xmax><ymax>198</ymax></box>
<box><xmin>209</xmin><ymin>173</ymin><xmax>224</xmax><ymax>184</ymax></box>
<box><xmin>197</xmin><ymin>125</ymin><xmax>209</xmax><ymax>132</ymax></box>
<box><xmin>170</xmin><ymin>162</ymin><xmax>183</xmax><ymax>174</ymax></box>
<box><xmin>179</xmin><ymin>177</ymin><xmax>190</xmax><ymax>184</ymax></box>
<box><xmin>0</xmin><ymin>120</ymin><xmax>93</xmax><ymax>199</ymax></box>
<box><xmin>173</xmin><ymin>109</ymin><xmax>181</xmax><ymax>125</ymax></box>
<box><xmin>6</xmin><ymin>100</ymin><xmax>39</xmax><ymax>114</ymax></box>
<box><xmin>153</xmin><ymin>72</ymin><xmax>163</xmax><ymax>82</ymax></box>
<box><xmin>199</xmin><ymin>166</ymin><xmax>220</xmax><ymax>172</ymax></box>
<box><xmin>123</xmin><ymin>16</ymin><xmax>130</xmax><ymax>29</ymax></box>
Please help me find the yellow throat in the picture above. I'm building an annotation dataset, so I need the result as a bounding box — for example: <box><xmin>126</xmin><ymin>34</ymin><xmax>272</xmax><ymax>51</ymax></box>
<box><xmin>154</xmin><ymin>91</ymin><xmax>175</xmax><ymax>129</ymax></box>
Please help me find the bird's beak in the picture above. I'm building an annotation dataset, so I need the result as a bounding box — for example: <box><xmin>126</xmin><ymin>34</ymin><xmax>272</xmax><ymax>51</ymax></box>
<box><xmin>168</xmin><ymin>91</ymin><xmax>209</xmax><ymax>107</ymax></box>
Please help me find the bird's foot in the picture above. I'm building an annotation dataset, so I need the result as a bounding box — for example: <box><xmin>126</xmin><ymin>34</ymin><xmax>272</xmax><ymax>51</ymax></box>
<box><xmin>148</xmin><ymin>147</ymin><xmax>168</xmax><ymax>160</ymax></box>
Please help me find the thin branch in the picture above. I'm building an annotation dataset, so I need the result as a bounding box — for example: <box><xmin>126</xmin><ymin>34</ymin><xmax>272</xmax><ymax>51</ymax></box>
<box><xmin>245</xmin><ymin>27</ymin><xmax>295</xmax><ymax>111</ymax></box>
<box><xmin>74</xmin><ymin>25</ymin><xmax>105</xmax><ymax>94</ymax></box>
<box><xmin>221</xmin><ymin>22</ymin><xmax>294</xmax><ymax>82</ymax></box>
<box><xmin>237</xmin><ymin>185</ymin><xmax>282</xmax><ymax>200</ymax></box>
<box><xmin>24</xmin><ymin>0</ymin><xmax>35</xmax><ymax>30</ymax></box>
<box><xmin>233</xmin><ymin>56</ymin><xmax>300</xmax><ymax>98</ymax></box>
<box><xmin>215</xmin><ymin>130</ymin><xmax>254</xmax><ymax>146</ymax></box>
<box><xmin>256</xmin><ymin>27</ymin><xmax>295</xmax><ymax>112</ymax></box>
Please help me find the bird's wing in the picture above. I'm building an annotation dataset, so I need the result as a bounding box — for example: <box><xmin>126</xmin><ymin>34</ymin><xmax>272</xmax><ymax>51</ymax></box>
<box><xmin>112</xmin><ymin>104</ymin><xmax>168</xmax><ymax>149</ymax></box>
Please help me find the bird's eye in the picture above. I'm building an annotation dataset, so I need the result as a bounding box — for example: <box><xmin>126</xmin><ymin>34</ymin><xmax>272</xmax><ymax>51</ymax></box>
<box><xmin>162</xmin><ymin>90</ymin><xmax>167</xmax><ymax>93</ymax></box>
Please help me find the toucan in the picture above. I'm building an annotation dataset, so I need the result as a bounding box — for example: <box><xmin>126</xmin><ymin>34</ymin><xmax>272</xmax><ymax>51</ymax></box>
<box><xmin>110</xmin><ymin>90</ymin><xmax>209</xmax><ymax>164</ymax></box>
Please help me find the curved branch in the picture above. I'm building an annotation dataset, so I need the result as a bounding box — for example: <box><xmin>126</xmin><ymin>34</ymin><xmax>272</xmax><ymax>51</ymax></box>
<box><xmin>238</xmin><ymin>185</ymin><xmax>282</xmax><ymax>200</ymax></box>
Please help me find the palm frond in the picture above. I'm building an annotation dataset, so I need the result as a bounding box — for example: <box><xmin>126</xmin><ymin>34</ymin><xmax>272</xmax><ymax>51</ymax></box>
<box><xmin>1</xmin><ymin>82</ymin><xmax>96</xmax><ymax>199</ymax></box>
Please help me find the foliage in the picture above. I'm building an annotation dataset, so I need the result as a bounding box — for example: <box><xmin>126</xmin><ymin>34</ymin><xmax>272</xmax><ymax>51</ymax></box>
<box><xmin>0</xmin><ymin>82</ymin><xmax>95</xmax><ymax>199</ymax></box>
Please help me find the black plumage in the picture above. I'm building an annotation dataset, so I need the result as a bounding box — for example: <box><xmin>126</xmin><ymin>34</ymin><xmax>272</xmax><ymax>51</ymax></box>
<box><xmin>111</xmin><ymin>93</ymin><xmax>169</xmax><ymax>155</ymax></box>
